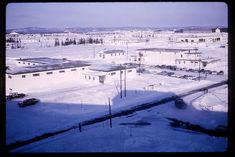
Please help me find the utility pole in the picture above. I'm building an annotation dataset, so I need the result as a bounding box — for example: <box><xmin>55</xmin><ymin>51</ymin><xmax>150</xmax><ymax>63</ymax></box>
<box><xmin>198</xmin><ymin>53</ymin><xmax>201</xmax><ymax>81</ymax></box>
<box><xmin>126</xmin><ymin>42</ymin><xmax>128</xmax><ymax>61</ymax></box>
<box><xmin>108</xmin><ymin>97</ymin><xmax>112</xmax><ymax>128</ymax></box>
<box><xmin>124</xmin><ymin>65</ymin><xmax>127</xmax><ymax>97</ymax></box>
<box><xmin>93</xmin><ymin>45</ymin><xmax>96</xmax><ymax>58</ymax></box>
<box><xmin>120</xmin><ymin>64</ymin><xmax>123</xmax><ymax>98</ymax></box>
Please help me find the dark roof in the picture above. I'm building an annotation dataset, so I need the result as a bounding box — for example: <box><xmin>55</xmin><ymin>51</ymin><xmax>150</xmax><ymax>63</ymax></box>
<box><xmin>89</xmin><ymin>64</ymin><xmax>136</xmax><ymax>72</ymax></box>
<box><xmin>16</xmin><ymin>57</ymin><xmax>69</xmax><ymax>65</ymax></box>
<box><xmin>103</xmin><ymin>50</ymin><xmax>125</xmax><ymax>54</ymax></box>
<box><xmin>7</xmin><ymin>61</ymin><xmax>91</xmax><ymax>75</ymax></box>
<box><xmin>136</xmin><ymin>48</ymin><xmax>198</xmax><ymax>53</ymax></box>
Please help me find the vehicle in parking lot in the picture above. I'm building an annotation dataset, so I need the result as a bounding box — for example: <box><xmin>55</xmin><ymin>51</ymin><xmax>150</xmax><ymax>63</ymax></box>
<box><xmin>167</xmin><ymin>72</ymin><xmax>175</xmax><ymax>76</ymax></box>
<box><xmin>211</xmin><ymin>71</ymin><xmax>217</xmax><ymax>75</ymax></box>
<box><xmin>6</xmin><ymin>92</ymin><xmax>26</xmax><ymax>100</ymax></box>
<box><xmin>175</xmin><ymin>98</ymin><xmax>187</xmax><ymax>109</ymax></box>
<box><xmin>217</xmin><ymin>70</ymin><xmax>224</xmax><ymax>75</ymax></box>
<box><xmin>158</xmin><ymin>71</ymin><xmax>168</xmax><ymax>76</ymax></box>
<box><xmin>18</xmin><ymin>98</ymin><xmax>39</xmax><ymax>107</ymax></box>
<box><xmin>204</xmin><ymin>70</ymin><xmax>212</xmax><ymax>74</ymax></box>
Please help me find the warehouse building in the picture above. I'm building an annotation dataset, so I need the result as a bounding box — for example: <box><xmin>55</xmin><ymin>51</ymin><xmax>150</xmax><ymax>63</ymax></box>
<box><xmin>6</xmin><ymin>58</ymin><xmax>91</xmax><ymax>92</ymax></box>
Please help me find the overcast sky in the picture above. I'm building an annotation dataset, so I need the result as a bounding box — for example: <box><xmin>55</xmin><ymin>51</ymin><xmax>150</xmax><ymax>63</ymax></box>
<box><xmin>6</xmin><ymin>2</ymin><xmax>228</xmax><ymax>29</ymax></box>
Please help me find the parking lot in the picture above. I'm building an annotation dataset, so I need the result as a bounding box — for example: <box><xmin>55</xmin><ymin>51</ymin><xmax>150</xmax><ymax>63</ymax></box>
<box><xmin>141</xmin><ymin>64</ymin><xmax>227</xmax><ymax>82</ymax></box>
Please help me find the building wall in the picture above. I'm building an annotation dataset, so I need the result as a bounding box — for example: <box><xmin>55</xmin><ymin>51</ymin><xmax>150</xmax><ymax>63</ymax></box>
<box><xmin>82</xmin><ymin>68</ymin><xmax>136</xmax><ymax>84</ymax></box>
<box><xmin>140</xmin><ymin>51</ymin><xmax>182</xmax><ymax>66</ymax></box>
<box><xmin>6</xmin><ymin>66</ymin><xmax>89</xmax><ymax>92</ymax></box>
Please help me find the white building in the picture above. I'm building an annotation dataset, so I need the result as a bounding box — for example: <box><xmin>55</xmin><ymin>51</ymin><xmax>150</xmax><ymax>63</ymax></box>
<box><xmin>135</xmin><ymin>48</ymin><xmax>201</xmax><ymax>67</ymax></box>
<box><xmin>6</xmin><ymin>58</ymin><xmax>91</xmax><ymax>92</ymax></box>
<box><xmin>83</xmin><ymin>64</ymin><xmax>137</xmax><ymax>84</ymax></box>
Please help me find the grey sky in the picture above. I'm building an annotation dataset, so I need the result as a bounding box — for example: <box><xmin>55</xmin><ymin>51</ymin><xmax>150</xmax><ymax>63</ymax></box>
<box><xmin>6</xmin><ymin>2</ymin><xmax>228</xmax><ymax>29</ymax></box>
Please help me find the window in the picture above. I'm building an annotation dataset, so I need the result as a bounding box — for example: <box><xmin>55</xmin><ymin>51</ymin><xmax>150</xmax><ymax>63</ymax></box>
<box><xmin>33</xmin><ymin>73</ymin><xmax>40</xmax><ymax>76</ymax></box>
<box><xmin>123</xmin><ymin>52</ymin><xmax>124</xmax><ymax>55</ymax></box>
<box><xmin>191</xmin><ymin>40</ymin><xmax>194</xmax><ymax>42</ymax></box>
<box><xmin>8</xmin><ymin>75</ymin><xmax>12</xmax><ymax>79</ymax></box>
<box><xmin>89</xmin><ymin>76</ymin><xmax>91</xmax><ymax>79</ymax></box>
<box><xmin>181</xmin><ymin>55</ymin><xmax>183</xmax><ymax>58</ymax></box>
<box><xmin>22</xmin><ymin>75</ymin><xmax>26</xmax><ymax>78</ymax></box>
<box><xmin>46</xmin><ymin>72</ymin><xmax>53</xmax><ymax>75</ymax></box>
<box><xmin>191</xmin><ymin>61</ymin><xmax>193</xmax><ymax>63</ymax></box>
<box><xmin>28</xmin><ymin>63</ymin><xmax>30</xmax><ymax>65</ymax></box>
<box><xmin>85</xmin><ymin>76</ymin><xmax>87</xmax><ymax>79</ymax></box>
<box><xmin>184</xmin><ymin>61</ymin><xmax>185</xmax><ymax>64</ymax></box>
<box><xmin>178</xmin><ymin>61</ymin><xmax>181</xmax><ymax>64</ymax></box>
<box><xmin>121</xmin><ymin>71</ymin><xmax>123</xmax><ymax>74</ymax></box>
<box><xmin>93</xmin><ymin>77</ymin><xmax>95</xmax><ymax>80</ymax></box>
<box><xmin>195</xmin><ymin>62</ymin><xmax>198</xmax><ymax>64</ymax></box>
<box><xmin>111</xmin><ymin>54</ymin><xmax>113</xmax><ymax>56</ymax></box>
<box><xmin>18</xmin><ymin>62</ymin><xmax>20</xmax><ymax>64</ymax></box>
<box><xmin>82</xmin><ymin>68</ymin><xmax>85</xmax><ymax>70</ymax></box>
<box><xmin>111</xmin><ymin>72</ymin><xmax>116</xmax><ymax>75</ymax></box>
<box><xmin>71</xmin><ymin>69</ymin><xmax>77</xmax><ymax>71</ymax></box>
<box><xmin>23</xmin><ymin>62</ymin><xmax>25</xmax><ymax>64</ymax></box>
<box><xmin>128</xmin><ymin>70</ymin><xmax>132</xmax><ymax>73</ymax></box>
<box><xmin>99</xmin><ymin>54</ymin><xmax>102</xmax><ymax>57</ymax></box>
<box><xmin>33</xmin><ymin>64</ymin><xmax>35</xmax><ymax>65</ymax></box>
<box><xmin>59</xmin><ymin>70</ymin><xmax>65</xmax><ymax>73</ymax></box>
<box><xmin>119</xmin><ymin>53</ymin><xmax>121</xmax><ymax>55</ymax></box>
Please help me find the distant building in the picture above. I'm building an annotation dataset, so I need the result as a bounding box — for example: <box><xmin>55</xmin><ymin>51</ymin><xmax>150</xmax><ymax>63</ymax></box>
<box><xmin>212</xmin><ymin>27</ymin><xmax>228</xmax><ymax>33</ymax></box>
<box><xmin>96</xmin><ymin>49</ymin><xmax>126</xmax><ymax>59</ymax></box>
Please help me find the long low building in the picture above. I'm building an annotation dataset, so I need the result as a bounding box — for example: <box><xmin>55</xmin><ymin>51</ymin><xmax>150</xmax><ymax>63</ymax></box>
<box><xmin>6</xmin><ymin>58</ymin><xmax>91</xmax><ymax>92</ymax></box>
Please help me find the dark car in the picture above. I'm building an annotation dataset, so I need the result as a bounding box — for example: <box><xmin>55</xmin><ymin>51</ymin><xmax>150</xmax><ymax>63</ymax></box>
<box><xmin>175</xmin><ymin>98</ymin><xmax>187</xmax><ymax>109</ymax></box>
<box><xmin>18</xmin><ymin>98</ymin><xmax>39</xmax><ymax>107</ymax></box>
<box><xmin>217</xmin><ymin>70</ymin><xmax>224</xmax><ymax>75</ymax></box>
<box><xmin>6</xmin><ymin>92</ymin><xmax>26</xmax><ymax>100</ymax></box>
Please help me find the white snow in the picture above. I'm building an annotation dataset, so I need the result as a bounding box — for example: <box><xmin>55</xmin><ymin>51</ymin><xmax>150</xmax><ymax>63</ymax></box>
<box><xmin>6</xmin><ymin>31</ymin><xmax>228</xmax><ymax>152</ymax></box>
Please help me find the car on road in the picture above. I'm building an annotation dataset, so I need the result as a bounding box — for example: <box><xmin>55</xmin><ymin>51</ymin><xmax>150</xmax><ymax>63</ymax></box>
<box><xmin>6</xmin><ymin>92</ymin><xmax>26</xmax><ymax>100</ymax></box>
<box><xmin>175</xmin><ymin>98</ymin><xmax>187</xmax><ymax>109</ymax></box>
<box><xmin>217</xmin><ymin>70</ymin><xmax>224</xmax><ymax>75</ymax></box>
<box><xmin>18</xmin><ymin>98</ymin><xmax>39</xmax><ymax>107</ymax></box>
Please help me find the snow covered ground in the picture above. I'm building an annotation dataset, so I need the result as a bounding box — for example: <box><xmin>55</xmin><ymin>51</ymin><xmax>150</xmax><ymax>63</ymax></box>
<box><xmin>6</xmin><ymin>32</ymin><xmax>228</xmax><ymax>152</ymax></box>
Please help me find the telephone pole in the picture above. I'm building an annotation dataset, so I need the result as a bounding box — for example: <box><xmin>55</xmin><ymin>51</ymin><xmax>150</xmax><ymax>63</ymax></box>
<box><xmin>124</xmin><ymin>65</ymin><xmax>127</xmax><ymax>97</ymax></box>
<box><xmin>108</xmin><ymin>97</ymin><xmax>112</xmax><ymax>128</ymax></box>
<box><xmin>120</xmin><ymin>64</ymin><xmax>122</xmax><ymax>98</ymax></box>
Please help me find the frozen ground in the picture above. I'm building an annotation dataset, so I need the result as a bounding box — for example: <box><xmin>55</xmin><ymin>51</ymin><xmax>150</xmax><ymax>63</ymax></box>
<box><xmin>11</xmin><ymin>85</ymin><xmax>228</xmax><ymax>152</ymax></box>
<box><xmin>6</xmin><ymin>35</ymin><xmax>228</xmax><ymax>152</ymax></box>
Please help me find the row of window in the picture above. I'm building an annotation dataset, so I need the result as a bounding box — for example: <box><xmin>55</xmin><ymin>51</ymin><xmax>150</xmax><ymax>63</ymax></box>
<box><xmin>8</xmin><ymin>68</ymin><xmax>85</xmax><ymax>79</ymax></box>
<box><xmin>177</xmin><ymin>61</ymin><xmax>199</xmax><ymax>64</ymax></box>
<box><xmin>111</xmin><ymin>70</ymin><xmax>133</xmax><ymax>76</ymax></box>
<box><xmin>110</xmin><ymin>52</ymin><xmax>125</xmax><ymax>56</ymax></box>
<box><xmin>19</xmin><ymin>61</ymin><xmax>36</xmax><ymax>66</ymax></box>
<box><xmin>85</xmin><ymin>75</ymin><xmax>95</xmax><ymax>80</ymax></box>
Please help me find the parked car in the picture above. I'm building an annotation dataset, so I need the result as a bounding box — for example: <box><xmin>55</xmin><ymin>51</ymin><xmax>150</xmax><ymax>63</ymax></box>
<box><xmin>18</xmin><ymin>98</ymin><xmax>39</xmax><ymax>107</ymax></box>
<box><xmin>199</xmin><ymin>69</ymin><xmax>205</xmax><ymax>73</ymax></box>
<box><xmin>158</xmin><ymin>71</ymin><xmax>168</xmax><ymax>76</ymax></box>
<box><xmin>175</xmin><ymin>98</ymin><xmax>187</xmax><ymax>109</ymax></box>
<box><xmin>217</xmin><ymin>70</ymin><xmax>224</xmax><ymax>75</ymax></box>
<box><xmin>6</xmin><ymin>92</ymin><xmax>26</xmax><ymax>100</ymax></box>
<box><xmin>187</xmin><ymin>68</ymin><xmax>194</xmax><ymax>72</ymax></box>
<box><xmin>204</xmin><ymin>70</ymin><xmax>212</xmax><ymax>74</ymax></box>
<box><xmin>211</xmin><ymin>71</ymin><xmax>217</xmax><ymax>75</ymax></box>
<box><xmin>167</xmin><ymin>72</ymin><xmax>175</xmax><ymax>76</ymax></box>
<box><xmin>169</xmin><ymin>66</ymin><xmax>177</xmax><ymax>71</ymax></box>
